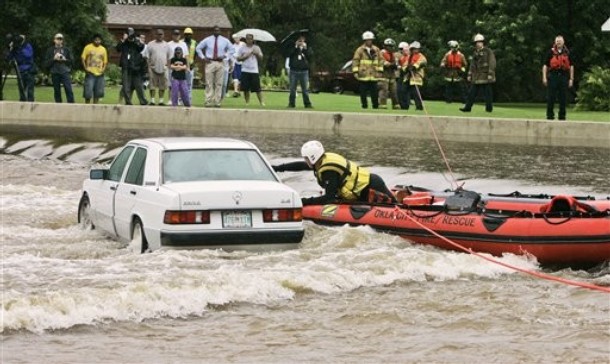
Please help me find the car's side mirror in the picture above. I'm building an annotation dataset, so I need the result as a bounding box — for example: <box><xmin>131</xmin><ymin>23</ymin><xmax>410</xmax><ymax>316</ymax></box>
<box><xmin>90</xmin><ymin>169</ymin><xmax>109</xmax><ymax>180</ymax></box>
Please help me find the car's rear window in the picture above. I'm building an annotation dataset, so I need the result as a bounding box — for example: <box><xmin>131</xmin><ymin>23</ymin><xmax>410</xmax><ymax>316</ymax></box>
<box><xmin>162</xmin><ymin>149</ymin><xmax>277</xmax><ymax>183</ymax></box>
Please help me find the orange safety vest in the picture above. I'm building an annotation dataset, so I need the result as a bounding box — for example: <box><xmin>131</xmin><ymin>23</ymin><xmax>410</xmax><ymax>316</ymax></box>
<box><xmin>549</xmin><ymin>47</ymin><xmax>570</xmax><ymax>71</ymax></box>
<box><xmin>446</xmin><ymin>52</ymin><xmax>463</xmax><ymax>69</ymax></box>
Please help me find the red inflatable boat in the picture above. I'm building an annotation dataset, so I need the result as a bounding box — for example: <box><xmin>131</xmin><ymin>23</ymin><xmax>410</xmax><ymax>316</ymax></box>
<box><xmin>302</xmin><ymin>187</ymin><xmax>610</xmax><ymax>266</ymax></box>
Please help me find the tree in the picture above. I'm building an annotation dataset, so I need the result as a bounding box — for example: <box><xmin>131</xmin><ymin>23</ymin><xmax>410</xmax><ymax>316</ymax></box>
<box><xmin>0</xmin><ymin>0</ymin><xmax>109</xmax><ymax>72</ymax></box>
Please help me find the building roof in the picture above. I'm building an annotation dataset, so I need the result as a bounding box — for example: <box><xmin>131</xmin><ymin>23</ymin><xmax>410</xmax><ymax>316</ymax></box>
<box><xmin>105</xmin><ymin>4</ymin><xmax>232</xmax><ymax>29</ymax></box>
<box><xmin>603</xmin><ymin>17</ymin><xmax>610</xmax><ymax>32</ymax></box>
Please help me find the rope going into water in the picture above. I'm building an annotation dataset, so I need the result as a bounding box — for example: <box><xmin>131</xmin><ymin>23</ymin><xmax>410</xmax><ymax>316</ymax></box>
<box><xmin>398</xmin><ymin>206</ymin><xmax>610</xmax><ymax>293</ymax></box>
<box><xmin>411</xmin><ymin>75</ymin><xmax>460</xmax><ymax>191</ymax></box>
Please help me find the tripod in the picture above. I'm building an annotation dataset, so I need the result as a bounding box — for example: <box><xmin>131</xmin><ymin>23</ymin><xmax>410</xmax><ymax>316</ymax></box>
<box><xmin>0</xmin><ymin>59</ymin><xmax>24</xmax><ymax>101</ymax></box>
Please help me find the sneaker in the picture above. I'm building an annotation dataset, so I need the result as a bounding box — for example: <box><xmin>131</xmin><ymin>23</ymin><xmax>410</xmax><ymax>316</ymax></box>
<box><xmin>148</xmin><ymin>101</ymin><xmax>156</xmax><ymax>106</ymax></box>
<box><xmin>158</xmin><ymin>102</ymin><xmax>165</xmax><ymax>106</ymax></box>
<box><xmin>232</xmin><ymin>92</ymin><xmax>240</xmax><ymax>98</ymax></box>
<box><xmin>260</xmin><ymin>102</ymin><xmax>266</xmax><ymax>107</ymax></box>
<box><xmin>305</xmin><ymin>105</ymin><xmax>313</xmax><ymax>109</ymax></box>
<box><xmin>287</xmin><ymin>105</ymin><xmax>295</xmax><ymax>108</ymax></box>
<box><xmin>459</xmin><ymin>107</ymin><xmax>471</xmax><ymax>112</ymax></box>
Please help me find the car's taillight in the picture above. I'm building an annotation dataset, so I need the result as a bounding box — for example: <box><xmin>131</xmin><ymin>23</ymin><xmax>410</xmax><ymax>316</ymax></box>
<box><xmin>164</xmin><ymin>210</ymin><xmax>210</xmax><ymax>224</ymax></box>
<box><xmin>262</xmin><ymin>208</ymin><xmax>302</xmax><ymax>222</ymax></box>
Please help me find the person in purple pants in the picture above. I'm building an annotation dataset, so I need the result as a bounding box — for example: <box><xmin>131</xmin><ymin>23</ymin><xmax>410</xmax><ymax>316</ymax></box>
<box><xmin>169</xmin><ymin>47</ymin><xmax>190</xmax><ymax>107</ymax></box>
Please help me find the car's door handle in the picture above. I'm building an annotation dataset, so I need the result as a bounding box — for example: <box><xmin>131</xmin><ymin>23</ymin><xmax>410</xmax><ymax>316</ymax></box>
<box><xmin>110</xmin><ymin>186</ymin><xmax>116</xmax><ymax>191</ymax></box>
<box><xmin>130</xmin><ymin>190</ymin><xmax>136</xmax><ymax>195</ymax></box>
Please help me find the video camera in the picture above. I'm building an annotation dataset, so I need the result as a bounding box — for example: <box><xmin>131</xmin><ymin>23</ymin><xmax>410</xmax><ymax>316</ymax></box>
<box><xmin>6</xmin><ymin>33</ymin><xmax>25</xmax><ymax>51</ymax></box>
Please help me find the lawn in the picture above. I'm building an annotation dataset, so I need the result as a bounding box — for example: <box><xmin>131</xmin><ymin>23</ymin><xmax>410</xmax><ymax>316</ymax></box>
<box><xmin>2</xmin><ymin>78</ymin><xmax>608</xmax><ymax>122</ymax></box>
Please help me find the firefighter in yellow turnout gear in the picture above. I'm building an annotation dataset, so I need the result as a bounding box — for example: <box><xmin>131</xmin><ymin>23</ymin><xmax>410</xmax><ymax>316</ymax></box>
<box><xmin>352</xmin><ymin>31</ymin><xmax>383</xmax><ymax>109</ymax></box>
<box><xmin>272</xmin><ymin>141</ymin><xmax>397</xmax><ymax>205</ymax></box>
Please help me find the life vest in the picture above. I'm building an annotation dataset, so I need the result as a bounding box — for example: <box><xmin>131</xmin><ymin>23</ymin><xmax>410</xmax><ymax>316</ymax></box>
<box><xmin>446</xmin><ymin>52</ymin><xmax>463</xmax><ymax>69</ymax></box>
<box><xmin>381</xmin><ymin>49</ymin><xmax>395</xmax><ymax>63</ymax></box>
<box><xmin>549</xmin><ymin>47</ymin><xmax>570</xmax><ymax>71</ymax></box>
<box><xmin>539</xmin><ymin>195</ymin><xmax>597</xmax><ymax>213</ymax></box>
<box><xmin>315</xmin><ymin>153</ymin><xmax>370</xmax><ymax>200</ymax></box>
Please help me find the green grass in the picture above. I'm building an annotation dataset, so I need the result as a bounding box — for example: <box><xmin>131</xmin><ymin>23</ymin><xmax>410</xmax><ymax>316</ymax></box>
<box><xmin>3</xmin><ymin>78</ymin><xmax>608</xmax><ymax>122</ymax></box>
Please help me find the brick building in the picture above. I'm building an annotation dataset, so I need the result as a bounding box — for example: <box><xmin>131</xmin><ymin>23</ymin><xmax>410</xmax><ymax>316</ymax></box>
<box><xmin>104</xmin><ymin>4</ymin><xmax>233</xmax><ymax>68</ymax></box>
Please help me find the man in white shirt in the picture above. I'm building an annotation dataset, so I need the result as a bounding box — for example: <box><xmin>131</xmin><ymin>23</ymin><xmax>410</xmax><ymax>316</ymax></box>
<box><xmin>195</xmin><ymin>25</ymin><xmax>232</xmax><ymax>107</ymax></box>
<box><xmin>236</xmin><ymin>33</ymin><xmax>264</xmax><ymax>106</ymax></box>
<box><xmin>144</xmin><ymin>29</ymin><xmax>171</xmax><ymax>105</ymax></box>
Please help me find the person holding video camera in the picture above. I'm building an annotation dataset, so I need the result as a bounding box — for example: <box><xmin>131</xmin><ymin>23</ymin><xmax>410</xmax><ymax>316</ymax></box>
<box><xmin>7</xmin><ymin>33</ymin><xmax>36</xmax><ymax>102</ymax></box>
<box><xmin>116</xmin><ymin>27</ymin><xmax>147</xmax><ymax>105</ymax></box>
<box><xmin>44</xmin><ymin>33</ymin><xmax>74</xmax><ymax>103</ymax></box>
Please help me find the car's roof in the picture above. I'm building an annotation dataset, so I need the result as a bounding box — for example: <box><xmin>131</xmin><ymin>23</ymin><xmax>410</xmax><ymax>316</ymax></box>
<box><xmin>129</xmin><ymin>137</ymin><xmax>257</xmax><ymax>151</ymax></box>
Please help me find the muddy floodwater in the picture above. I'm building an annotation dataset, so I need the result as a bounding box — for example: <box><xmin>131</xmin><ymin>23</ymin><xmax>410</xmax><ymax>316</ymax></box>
<box><xmin>1</xmin><ymin>126</ymin><xmax>609</xmax><ymax>363</ymax></box>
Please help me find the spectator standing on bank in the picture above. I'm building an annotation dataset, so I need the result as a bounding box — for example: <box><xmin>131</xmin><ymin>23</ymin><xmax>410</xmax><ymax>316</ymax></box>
<box><xmin>396</xmin><ymin>41</ymin><xmax>410</xmax><ymax>109</ymax></box>
<box><xmin>182</xmin><ymin>27</ymin><xmax>198</xmax><ymax>101</ymax></box>
<box><xmin>460</xmin><ymin>33</ymin><xmax>496</xmax><ymax>113</ymax></box>
<box><xmin>45</xmin><ymin>33</ymin><xmax>74</xmax><ymax>103</ymax></box>
<box><xmin>542</xmin><ymin>35</ymin><xmax>574</xmax><ymax>121</ymax></box>
<box><xmin>145</xmin><ymin>29</ymin><xmax>172</xmax><ymax>105</ymax></box>
<box><xmin>196</xmin><ymin>25</ymin><xmax>232</xmax><ymax>107</ymax></box>
<box><xmin>221</xmin><ymin>48</ymin><xmax>234</xmax><ymax>100</ymax></box>
<box><xmin>440</xmin><ymin>40</ymin><xmax>467</xmax><ymax>103</ymax></box>
<box><xmin>402</xmin><ymin>41</ymin><xmax>427</xmax><ymax>111</ymax></box>
<box><xmin>81</xmin><ymin>33</ymin><xmax>107</xmax><ymax>104</ymax></box>
<box><xmin>287</xmin><ymin>35</ymin><xmax>313</xmax><ymax>108</ymax></box>
<box><xmin>169</xmin><ymin>47</ymin><xmax>190</xmax><ymax>107</ymax></box>
<box><xmin>116</xmin><ymin>28</ymin><xmax>147</xmax><ymax>105</ymax></box>
<box><xmin>236</xmin><ymin>33</ymin><xmax>265</xmax><ymax>107</ymax></box>
<box><xmin>231</xmin><ymin>35</ymin><xmax>244</xmax><ymax>97</ymax></box>
<box><xmin>378</xmin><ymin>38</ymin><xmax>400</xmax><ymax>109</ymax></box>
<box><xmin>352</xmin><ymin>31</ymin><xmax>382</xmax><ymax>109</ymax></box>
<box><xmin>7</xmin><ymin>34</ymin><xmax>35</xmax><ymax>102</ymax></box>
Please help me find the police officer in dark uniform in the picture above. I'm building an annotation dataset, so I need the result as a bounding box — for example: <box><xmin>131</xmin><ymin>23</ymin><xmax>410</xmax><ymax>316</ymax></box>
<box><xmin>542</xmin><ymin>35</ymin><xmax>574</xmax><ymax>121</ymax></box>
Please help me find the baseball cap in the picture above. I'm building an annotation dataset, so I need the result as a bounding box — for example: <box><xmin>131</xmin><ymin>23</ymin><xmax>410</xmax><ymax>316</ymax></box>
<box><xmin>173</xmin><ymin>29</ymin><xmax>180</xmax><ymax>35</ymax></box>
<box><xmin>54</xmin><ymin>33</ymin><xmax>64</xmax><ymax>39</ymax></box>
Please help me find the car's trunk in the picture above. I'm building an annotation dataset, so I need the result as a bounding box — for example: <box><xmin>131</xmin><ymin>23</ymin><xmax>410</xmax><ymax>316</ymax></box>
<box><xmin>161</xmin><ymin>180</ymin><xmax>299</xmax><ymax>210</ymax></box>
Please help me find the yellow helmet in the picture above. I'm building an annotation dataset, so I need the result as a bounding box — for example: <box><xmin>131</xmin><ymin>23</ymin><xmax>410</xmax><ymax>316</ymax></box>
<box><xmin>184</xmin><ymin>27</ymin><xmax>194</xmax><ymax>34</ymax></box>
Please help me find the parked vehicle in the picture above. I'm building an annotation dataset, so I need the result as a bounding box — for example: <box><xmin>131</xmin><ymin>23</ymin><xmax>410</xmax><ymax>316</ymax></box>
<box><xmin>310</xmin><ymin>60</ymin><xmax>358</xmax><ymax>94</ymax></box>
<box><xmin>78</xmin><ymin>138</ymin><xmax>304</xmax><ymax>253</ymax></box>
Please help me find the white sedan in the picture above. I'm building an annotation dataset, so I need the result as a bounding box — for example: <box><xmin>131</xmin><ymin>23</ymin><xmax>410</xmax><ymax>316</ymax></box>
<box><xmin>78</xmin><ymin>138</ymin><xmax>304</xmax><ymax>252</ymax></box>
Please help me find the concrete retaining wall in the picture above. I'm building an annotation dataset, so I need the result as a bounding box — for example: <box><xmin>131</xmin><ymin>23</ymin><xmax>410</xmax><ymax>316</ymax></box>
<box><xmin>1</xmin><ymin>101</ymin><xmax>609</xmax><ymax>147</ymax></box>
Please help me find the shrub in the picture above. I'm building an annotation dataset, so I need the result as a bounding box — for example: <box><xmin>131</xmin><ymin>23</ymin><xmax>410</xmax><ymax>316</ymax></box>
<box><xmin>575</xmin><ymin>66</ymin><xmax>610</xmax><ymax>112</ymax></box>
<box><xmin>260</xmin><ymin>70</ymin><xmax>289</xmax><ymax>90</ymax></box>
<box><xmin>104</xmin><ymin>63</ymin><xmax>122</xmax><ymax>86</ymax></box>
<box><xmin>72</xmin><ymin>70</ymin><xmax>86</xmax><ymax>85</ymax></box>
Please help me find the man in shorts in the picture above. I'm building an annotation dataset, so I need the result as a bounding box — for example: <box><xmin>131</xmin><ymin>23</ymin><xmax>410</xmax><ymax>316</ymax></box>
<box><xmin>81</xmin><ymin>34</ymin><xmax>107</xmax><ymax>104</ymax></box>
<box><xmin>144</xmin><ymin>29</ymin><xmax>171</xmax><ymax>105</ymax></box>
<box><xmin>236</xmin><ymin>33</ymin><xmax>264</xmax><ymax>106</ymax></box>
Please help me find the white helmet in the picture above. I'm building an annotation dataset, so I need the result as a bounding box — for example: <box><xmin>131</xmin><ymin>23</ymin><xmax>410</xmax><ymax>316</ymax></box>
<box><xmin>398</xmin><ymin>41</ymin><xmax>409</xmax><ymax>49</ymax></box>
<box><xmin>383</xmin><ymin>38</ymin><xmax>396</xmax><ymax>47</ymax></box>
<box><xmin>301</xmin><ymin>140</ymin><xmax>325</xmax><ymax>165</ymax></box>
<box><xmin>448</xmin><ymin>40</ymin><xmax>459</xmax><ymax>48</ymax></box>
<box><xmin>473</xmin><ymin>33</ymin><xmax>485</xmax><ymax>42</ymax></box>
<box><xmin>362</xmin><ymin>31</ymin><xmax>375</xmax><ymax>41</ymax></box>
<box><xmin>409</xmin><ymin>41</ymin><xmax>421</xmax><ymax>49</ymax></box>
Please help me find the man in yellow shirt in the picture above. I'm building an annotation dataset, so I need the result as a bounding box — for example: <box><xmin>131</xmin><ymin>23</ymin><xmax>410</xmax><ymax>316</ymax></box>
<box><xmin>81</xmin><ymin>34</ymin><xmax>107</xmax><ymax>104</ymax></box>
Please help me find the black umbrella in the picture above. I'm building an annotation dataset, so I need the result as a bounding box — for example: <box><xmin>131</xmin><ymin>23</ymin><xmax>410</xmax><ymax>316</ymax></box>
<box><xmin>280</xmin><ymin>29</ymin><xmax>311</xmax><ymax>57</ymax></box>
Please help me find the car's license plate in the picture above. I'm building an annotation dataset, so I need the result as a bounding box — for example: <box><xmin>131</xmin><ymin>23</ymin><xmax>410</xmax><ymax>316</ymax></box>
<box><xmin>222</xmin><ymin>211</ymin><xmax>252</xmax><ymax>228</ymax></box>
